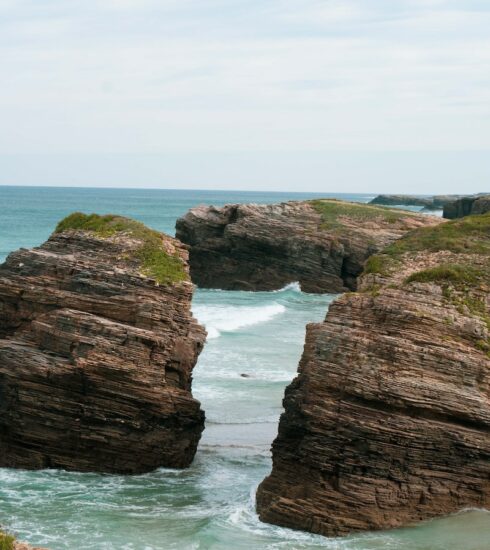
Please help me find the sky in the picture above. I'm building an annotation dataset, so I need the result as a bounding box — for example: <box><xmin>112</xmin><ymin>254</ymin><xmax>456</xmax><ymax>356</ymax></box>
<box><xmin>0</xmin><ymin>0</ymin><xmax>489</xmax><ymax>193</ymax></box>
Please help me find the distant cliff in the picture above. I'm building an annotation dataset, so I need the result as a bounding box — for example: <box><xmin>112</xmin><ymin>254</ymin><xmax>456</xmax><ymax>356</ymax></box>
<box><xmin>257</xmin><ymin>212</ymin><xmax>490</xmax><ymax>536</ymax></box>
<box><xmin>443</xmin><ymin>195</ymin><xmax>490</xmax><ymax>219</ymax></box>
<box><xmin>371</xmin><ymin>193</ymin><xmax>490</xmax><ymax>214</ymax></box>
<box><xmin>176</xmin><ymin>200</ymin><xmax>440</xmax><ymax>293</ymax></box>
<box><xmin>370</xmin><ymin>194</ymin><xmax>435</xmax><ymax>208</ymax></box>
<box><xmin>0</xmin><ymin>213</ymin><xmax>206</xmax><ymax>474</ymax></box>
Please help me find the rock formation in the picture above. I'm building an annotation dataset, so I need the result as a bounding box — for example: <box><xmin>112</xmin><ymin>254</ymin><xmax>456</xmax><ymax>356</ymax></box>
<box><xmin>0</xmin><ymin>213</ymin><xmax>206</xmax><ymax>474</ymax></box>
<box><xmin>369</xmin><ymin>194</ymin><xmax>435</xmax><ymax>208</ymax></box>
<box><xmin>176</xmin><ymin>200</ymin><xmax>440</xmax><ymax>293</ymax></box>
<box><xmin>371</xmin><ymin>193</ymin><xmax>490</xmax><ymax>214</ymax></box>
<box><xmin>443</xmin><ymin>195</ymin><xmax>490</xmax><ymax>219</ymax></box>
<box><xmin>257</xmin><ymin>213</ymin><xmax>490</xmax><ymax>536</ymax></box>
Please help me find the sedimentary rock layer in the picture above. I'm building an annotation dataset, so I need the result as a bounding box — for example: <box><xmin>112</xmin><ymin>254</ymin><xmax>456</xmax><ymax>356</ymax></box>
<box><xmin>176</xmin><ymin>200</ymin><xmax>440</xmax><ymax>293</ymax></box>
<box><xmin>257</xmin><ymin>213</ymin><xmax>490</xmax><ymax>536</ymax></box>
<box><xmin>0</xmin><ymin>213</ymin><xmax>206</xmax><ymax>474</ymax></box>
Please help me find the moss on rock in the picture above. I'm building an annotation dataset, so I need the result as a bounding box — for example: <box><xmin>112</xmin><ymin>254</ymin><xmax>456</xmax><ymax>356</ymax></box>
<box><xmin>365</xmin><ymin>212</ymin><xmax>490</xmax><ymax>276</ymax></box>
<box><xmin>404</xmin><ymin>264</ymin><xmax>485</xmax><ymax>287</ymax></box>
<box><xmin>55</xmin><ymin>213</ymin><xmax>188</xmax><ymax>285</ymax></box>
<box><xmin>310</xmin><ymin>199</ymin><xmax>418</xmax><ymax>230</ymax></box>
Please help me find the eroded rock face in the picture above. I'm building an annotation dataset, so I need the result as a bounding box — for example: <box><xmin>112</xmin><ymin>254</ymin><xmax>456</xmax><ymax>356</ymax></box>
<box><xmin>0</xmin><ymin>214</ymin><xmax>206</xmax><ymax>474</ymax></box>
<box><xmin>257</xmin><ymin>215</ymin><xmax>490</xmax><ymax>536</ymax></box>
<box><xmin>176</xmin><ymin>200</ymin><xmax>440</xmax><ymax>293</ymax></box>
<box><xmin>443</xmin><ymin>195</ymin><xmax>490</xmax><ymax>219</ymax></box>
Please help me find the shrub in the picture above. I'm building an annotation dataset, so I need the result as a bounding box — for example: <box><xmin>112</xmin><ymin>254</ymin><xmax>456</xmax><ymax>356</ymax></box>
<box><xmin>0</xmin><ymin>531</ymin><xmax>15</xmax><ymax>550</ymax></box>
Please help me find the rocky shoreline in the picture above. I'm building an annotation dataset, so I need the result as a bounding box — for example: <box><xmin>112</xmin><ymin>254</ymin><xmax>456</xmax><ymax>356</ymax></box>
<box><xmin>1</xmin><ymin>200</ymin><xmax>488</xmax><ymax>543</ymax></box>
<box><xmin>256</xmin><ymin>212</ymin><xmax>490</xmax><ymax>536</ymax></box>
<box><xmin>176</xmin><ymin>200</ymin><xmax>440</xmax><ymax>293</ymax></box>
<box><xmin>370</xmin><ymin>193</ymin><xmax>490</xmax><ymax>217</ymax></box>
<box><xmin>0</xmin><ymin>213</ymin><xmax>205</xmax><ymax>474</ymax></box>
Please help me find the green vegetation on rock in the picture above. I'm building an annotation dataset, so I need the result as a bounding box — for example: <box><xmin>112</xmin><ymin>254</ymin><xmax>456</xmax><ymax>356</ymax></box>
<box><xmin>0</xmin><ymin>531</ymin><xmax>15</xmax><ymax>550</ymax></box>
<box><xmin>310</xmin><ymin>199</ymin><xmax>417</xmax><ymax>230</ymax></box>
<box><xmin>365</xmin><ymin>213</ymin><xmax>490</xmax><ymax>276</ymax></box>
<box><xmin>385</xmin><ymin>211</ymin><xmax>490</xmax><ymax>256</ymax></box>
<box><xmin>405</xmin><ymin>264</ymin><xmax>484</xmax><ymax>287</ymax></box>
<box><xmin>55</xmin><ymin>212</ymin><xmax>188</xmax><ymax>285</ymax></box>
<box><xmin>363</xmin><ymin>213</ymin><xmax>490</xmax><ymax>356</ymax></box>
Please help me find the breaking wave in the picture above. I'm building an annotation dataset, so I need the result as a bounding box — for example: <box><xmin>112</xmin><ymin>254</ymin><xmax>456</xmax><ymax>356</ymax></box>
<box><xmin>193</xmin><ymin>303</ymin><xmax>286</xmax><ymax>339</ymax></box>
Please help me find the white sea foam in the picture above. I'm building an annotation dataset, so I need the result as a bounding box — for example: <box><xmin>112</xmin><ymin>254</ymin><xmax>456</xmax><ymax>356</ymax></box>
<box><xmin>274</xmin><ymin>281</ymin><xmax>301</xmax><ymax>292</ymax></box>
<box><xmin>193</xmin><ymin>303</ymin><xmax>286</xmax><ymax>339</ymax></box>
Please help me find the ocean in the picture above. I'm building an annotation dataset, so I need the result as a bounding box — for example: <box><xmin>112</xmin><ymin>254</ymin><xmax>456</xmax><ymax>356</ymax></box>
<box><xmin>0</xmin><ymin>186</ymin><xmax>487</xmax><ymax>550</ymax></box>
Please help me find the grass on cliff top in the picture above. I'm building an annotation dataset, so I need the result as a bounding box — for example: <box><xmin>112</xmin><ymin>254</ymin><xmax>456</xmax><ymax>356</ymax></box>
<box><xmin>310</xmin><ymin>199</ymin><xmax>418</xmax><ymax>229</ymax></box>
<box><xmin>55</xmin><ymin>212</ymin><xmax>188</xmax><ymax>285</ymax></box>
<box><xmin>365</xmin><ymin>212</ymin><xmax>490</xmax><ymax>278</ymax></box>
<box><xmin>0</xmin><ymin>531</ymin><xmax>14</xmax><ymax>550</ymax></box>
<box><xmin>405</xmin><ymin>264</ymin><xmax>485</xmax><ymax>286</ymax></box>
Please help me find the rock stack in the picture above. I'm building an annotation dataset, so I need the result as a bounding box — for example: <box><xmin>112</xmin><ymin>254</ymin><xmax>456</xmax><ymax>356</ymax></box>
<box><xmin>0</xmin><ymin>213</ymin><xmax>206</xmax><ymax>474</ymax></box>
<box><xmin>257</xmin><ymin>213</ymin><xmax>490</xmax><ymax>536</ymax></box>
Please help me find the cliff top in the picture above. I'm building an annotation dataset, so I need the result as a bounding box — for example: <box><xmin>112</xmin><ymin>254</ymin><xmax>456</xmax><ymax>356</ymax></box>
<box><xmin>54</xmin><ymin>212</ymin><xmax>188</xmax><ymax>285</ymax></box>
<box><xmin>365</xmin><ymin>211</ymin><xmax>490</xmax><ymax>281</ymax></box>
<box><xmin>363</xmin><ymin>211</ymin><xmax>490</xmax><ymax>355</ymax></box>
<box><xmin>309</xmin><ymin>199</ymin><xmax>431</xmax><ymax>230</ymax></box>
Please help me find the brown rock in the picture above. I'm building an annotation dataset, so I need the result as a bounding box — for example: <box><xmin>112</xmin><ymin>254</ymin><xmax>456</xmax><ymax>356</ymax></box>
<box><xmin>14</xmin><ymin>542</ymin><xmax>48</xmax><ymax>550</ymax></box>
<box><xmin>257</xmin><ymin>214</ymin><xmax>490</xmax><ymax>536</ymax></box>
<box><xmin>0</xmin><ymin>213</ymin><xmax>206</xmax><ymax>474</ymax></box>
<box><xmin>176</xmin><ymin>200</ymin><xmax>441</xmax><ymax>293</ymax></box>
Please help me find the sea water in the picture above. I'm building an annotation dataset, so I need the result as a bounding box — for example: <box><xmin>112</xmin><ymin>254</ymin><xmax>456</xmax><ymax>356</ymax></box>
<box><xmin>0</xmin><ymin>187</ymin><xmax>487</xmax><ymax>550</ymax></box>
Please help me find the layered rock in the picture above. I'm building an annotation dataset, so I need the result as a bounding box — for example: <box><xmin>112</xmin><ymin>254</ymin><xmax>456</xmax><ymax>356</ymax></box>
<box><xmin>176</xmin><ymin>200</ymin><xmax>440</xmax><ymax>293</ymax></box>
<box><xmin>257</xmin><ymin>213</ymin><xmax>490</xmax><ymax>536</ymax></box>
<box><xmin>443</xmin><ymin>195</ymin><xmax>490</xmax><ymax>219</ymax></box>
<box><xmin>0</xmin><ymin>213</ymin><xmax>206</xmax><ymax>474</ymax></box>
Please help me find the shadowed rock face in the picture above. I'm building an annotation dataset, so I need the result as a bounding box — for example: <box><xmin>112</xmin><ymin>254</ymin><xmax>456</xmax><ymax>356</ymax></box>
<box><xmin>0</xmin><ymin>214</ymin><xmax>206</xmax><ymax>474</ymax></box>
<box><xmin>176</xmin><ymin>200</ymin><xmax>441</xmax><ymax>293</ymax></box>
<box><xmin>257</xmin><ymin>214</ymin><xmax>490</xmax><ymax>536</ymax></box>
<box><xmin>370</xmin><ymin>194</ymin><xmax>435</xmax><ymax>208</ymax></box>
<box><xmin>443</xmin><ymin>195</ymin><xmax>490</xmax><ymax>219</ymax></box>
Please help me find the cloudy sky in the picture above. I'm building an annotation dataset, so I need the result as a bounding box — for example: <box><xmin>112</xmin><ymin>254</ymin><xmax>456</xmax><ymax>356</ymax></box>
<box><xmin>1</xmin><ymin>0</ymin><xmax>489</xmax><ymax>192</ymax></box>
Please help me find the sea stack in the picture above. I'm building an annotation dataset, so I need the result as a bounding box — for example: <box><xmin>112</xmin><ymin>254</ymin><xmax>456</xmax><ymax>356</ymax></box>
<box><xmin>0</xmin><ymin>213</ymin><xmax>206</xmax><ymax>474</ymax></box>
<box><xmin>176</xmin><ymin>200</ymin><xmax>441</xmax><ymax>293</ymax></box>
<box><xmin>257</xmin><ymin>213</ymin><xmax>490</xmax><ymax>536</ymax></box>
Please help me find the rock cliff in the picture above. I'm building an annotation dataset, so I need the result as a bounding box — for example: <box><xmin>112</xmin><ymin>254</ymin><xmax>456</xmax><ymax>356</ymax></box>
<box><xmin>0</xmin><ymin>213</ymin><xmax>206</xmax><ymax>474</ymax></box>
<box><xmin>257</xmin><ymin>213</ymin><xmax>490</xmax><ymax>536</ymax></box>
<box><xmin>176</xmin><ymin>200</ymin><xmax>440</xmax><ymax>293</ymax></box>
<box><xmin>369</xmin><ymin>194</ymin><xmax>435</xmax><ymax>208</ymax></box>
<box><xmin>443</xmin><ymin>195</ymin><xmax>490</xmax><ymax>219</ymax></box>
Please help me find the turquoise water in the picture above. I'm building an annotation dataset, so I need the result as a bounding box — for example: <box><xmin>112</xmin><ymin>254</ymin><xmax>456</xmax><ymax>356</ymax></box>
<box><xmin>0</xmin><ymin>187</ymin><xmax>487</xmax><ymax>549</ymax></box>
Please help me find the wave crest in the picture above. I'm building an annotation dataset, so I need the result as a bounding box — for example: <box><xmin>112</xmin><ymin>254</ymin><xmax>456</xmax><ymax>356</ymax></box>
<box><xmin>193</xmin><ymin>303</ymin><xmax>286</xmax><ymax>339</ymax></box>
